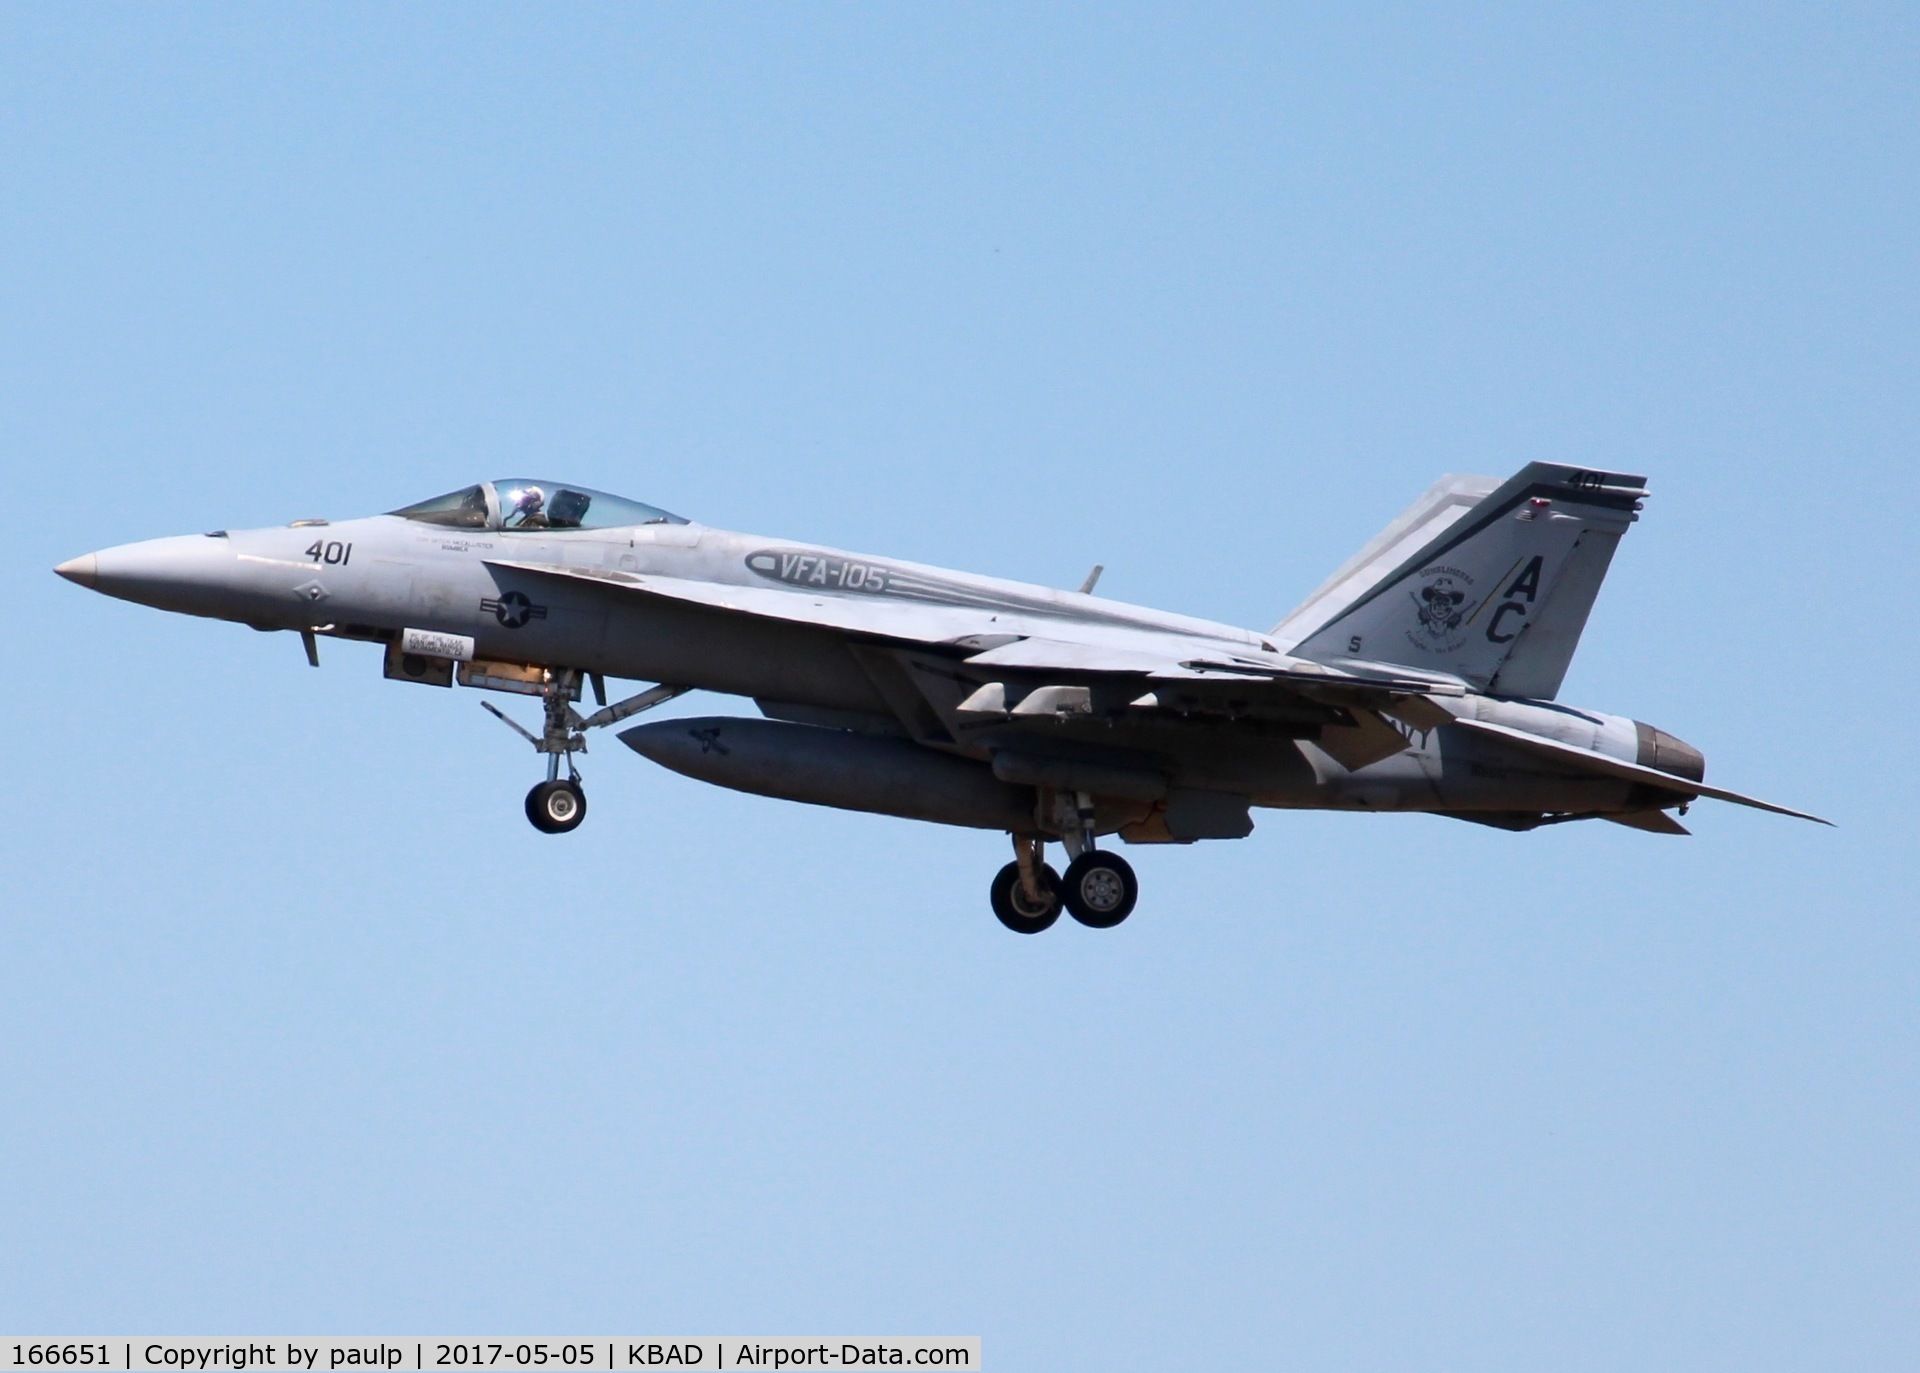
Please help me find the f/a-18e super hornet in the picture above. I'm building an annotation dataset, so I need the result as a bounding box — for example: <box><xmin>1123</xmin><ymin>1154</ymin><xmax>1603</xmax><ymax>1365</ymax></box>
<box><xmin>56</xmin><ymin>464</ymin><xmax>1825</xmax><ymax>932</ymax></box>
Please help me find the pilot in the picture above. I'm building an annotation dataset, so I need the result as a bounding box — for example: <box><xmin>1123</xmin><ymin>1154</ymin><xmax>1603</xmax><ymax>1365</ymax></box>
<box><xmin>507</xmin><ymin>485</ymin><xmax>548</xmax><ymax>529</ymax></box>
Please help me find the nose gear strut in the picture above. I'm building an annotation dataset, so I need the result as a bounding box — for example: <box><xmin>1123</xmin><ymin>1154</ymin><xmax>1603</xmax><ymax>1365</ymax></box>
<box><xmin>480</xmin><ymin>670</ymin><xmax>687</xmax><ymax>832</ymax></box>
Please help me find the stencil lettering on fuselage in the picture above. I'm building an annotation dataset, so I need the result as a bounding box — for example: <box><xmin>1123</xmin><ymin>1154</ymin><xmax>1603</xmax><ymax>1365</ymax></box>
<box><xmin>747</xmin><ymin>550</ymin><xmax>896</xmax><ymax>594</ymax></box>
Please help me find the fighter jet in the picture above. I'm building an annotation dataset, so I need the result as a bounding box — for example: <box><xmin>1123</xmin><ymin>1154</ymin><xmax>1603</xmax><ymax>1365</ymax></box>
<box><xmin>55</xmin><ymin>464</ymin><xmax>1825</xmax><ymax>932</ymax></box>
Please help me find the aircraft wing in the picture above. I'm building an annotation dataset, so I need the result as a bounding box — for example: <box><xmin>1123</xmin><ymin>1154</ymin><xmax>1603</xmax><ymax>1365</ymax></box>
<box><xmin>490</xmin><ymin>559</ymin><xmax>1458</xmax><ymax>704</ymax></box>
<box><xmin>489</xmin><ymin>558</ymin><xmax>1465</xmax><ymax>768</ymax></box>
<box><xmin>485</xmin><ymin>560</ymin><xmax>998</xmax><ymax>642</ymax></box>
<box><xmin>1450</xmin><ymin>717</ymin><xmax>1832</xmax><ymax>824</ymax></box>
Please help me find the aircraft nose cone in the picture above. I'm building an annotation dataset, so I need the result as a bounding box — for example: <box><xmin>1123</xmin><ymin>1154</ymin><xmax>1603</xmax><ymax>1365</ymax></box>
<box><xmin>66</xmin><ymin>534</ymin><xmax>248</xmax><ymax>616</ymax></box>
<box><xmin>54</xmin><ymin>553</ymin><xmax>99</xmax><ymax>588</ymax></box>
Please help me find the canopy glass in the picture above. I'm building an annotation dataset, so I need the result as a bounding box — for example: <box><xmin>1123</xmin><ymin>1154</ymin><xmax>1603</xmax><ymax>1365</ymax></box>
<box><xmin>392</xmin><ymin>480</ymin><xmax>687</xmax><ymax>531</ymax></box>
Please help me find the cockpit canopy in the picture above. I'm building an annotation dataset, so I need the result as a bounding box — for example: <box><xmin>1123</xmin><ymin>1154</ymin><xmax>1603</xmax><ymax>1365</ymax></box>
<box><xmin>391</xmin><ymin>479</ymin><xmax>687</xmax><ymax>532</ymax></box>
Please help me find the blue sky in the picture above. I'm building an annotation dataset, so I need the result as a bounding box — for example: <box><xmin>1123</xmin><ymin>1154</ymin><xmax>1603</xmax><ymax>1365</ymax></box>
<box><xmin>3</xmin><ymin>5</ymin><xmax>1916</xmax><ymax>1368</ymax></box>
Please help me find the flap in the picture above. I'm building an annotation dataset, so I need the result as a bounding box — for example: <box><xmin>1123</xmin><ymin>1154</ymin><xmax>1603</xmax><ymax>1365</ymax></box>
<box><xmin>963</xmin><ymin>636</ymin><xmax>1177</xmax><ymax>674</ymax></box>
<box><xmin>964</xmin><ymin>634</ymin><xmax>1466</xmax><ymax>703</ymax></box>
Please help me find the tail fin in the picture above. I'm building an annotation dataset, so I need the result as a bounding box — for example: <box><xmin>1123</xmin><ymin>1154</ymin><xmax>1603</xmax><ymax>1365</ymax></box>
<box><xmin>1273</xmin><ymin>473</ymin><xmax>1502</xmax><ymax>643</ymax></box>
<box><xmin>1285</xmin><ymin>463</ymin><xmax>1647</xmax><ymax>698</ymax></box>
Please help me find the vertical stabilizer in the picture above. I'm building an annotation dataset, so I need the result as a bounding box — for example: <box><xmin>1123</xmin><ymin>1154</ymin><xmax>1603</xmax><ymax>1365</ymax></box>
<box><xmin>1288</xmin><ymin>464</ymin><xmax>1646</xmax><ymax>698</ymax></box>
<box><xmin>1273</xmin><ymin>474</ymin><xmax>1501</xmax><ymax>643</ymax></box>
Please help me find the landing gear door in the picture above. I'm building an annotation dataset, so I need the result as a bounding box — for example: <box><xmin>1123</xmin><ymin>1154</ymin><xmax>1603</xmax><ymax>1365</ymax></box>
<box><xmin>383</xmin><ymin>627</ymin><xmax>475</xmax><ymax>688</ymax></box>
<box><xmin>384</xmin><ymin>640</ymin><xmax>456</xmax><ymax>687</ymax></box>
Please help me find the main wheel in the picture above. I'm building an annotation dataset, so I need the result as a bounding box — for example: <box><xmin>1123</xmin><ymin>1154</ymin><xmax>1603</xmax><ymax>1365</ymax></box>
<box><xmin>525</xmin><ymin>779</ymin><xmax>587</xmax><ymax>834</ymax></box>
<box><xmin>990</xmin><ymin>860</ymin><xmax>1063</xmax><ymax>934</ymax></box>
<box><xmin>1062</xmin><ymin>850</ymin><xmax>1138</xmax><ymax>928</ymax></box>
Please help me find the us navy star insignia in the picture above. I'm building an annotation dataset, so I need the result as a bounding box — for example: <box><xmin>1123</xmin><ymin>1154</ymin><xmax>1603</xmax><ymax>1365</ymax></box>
<box><xmin>480</xmin><ymin>590</ymin><xmax>548</xmax><ymax>628</ymax></box>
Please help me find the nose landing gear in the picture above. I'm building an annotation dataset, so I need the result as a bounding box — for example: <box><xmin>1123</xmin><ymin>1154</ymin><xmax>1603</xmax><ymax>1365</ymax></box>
<box><xmin>481</xmin><ymin>670</ymin><xmax>686</xmax><ymax>833</ymax></box>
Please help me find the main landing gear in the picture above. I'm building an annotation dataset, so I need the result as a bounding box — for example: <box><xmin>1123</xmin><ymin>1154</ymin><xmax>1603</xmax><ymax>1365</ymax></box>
<box><xmin>991</xmin><ymin>792</ymin><xmax>1140</xmax><ymax>933</ymax></box>
<box><xmin>991</xmin><ymin>838</ymin><xmax>1063</xmax><ymax>933</ymax></box>
<box><xmin>481</xmin><ymin>669</ymin><xmax>685</xmax><ymax>834</ymax></box>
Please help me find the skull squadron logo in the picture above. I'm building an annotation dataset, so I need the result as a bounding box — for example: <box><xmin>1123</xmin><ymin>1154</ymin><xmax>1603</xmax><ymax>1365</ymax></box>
<box><xmin>1407</xmin><ymin>567</ymin><xmax>1480</xmax><ymax>652</ymax></box>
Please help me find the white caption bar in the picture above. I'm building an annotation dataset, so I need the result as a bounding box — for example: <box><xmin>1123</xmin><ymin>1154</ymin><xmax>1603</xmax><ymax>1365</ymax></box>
<box><xmin>401</xmin><ymin>628</ymin><xmax>476</xmax><ymax>661</ymax></box>
<box><xmin>0</xmin><ymin>1342</ymin><xmax>979</xmax><ymax>1372</ymax></box>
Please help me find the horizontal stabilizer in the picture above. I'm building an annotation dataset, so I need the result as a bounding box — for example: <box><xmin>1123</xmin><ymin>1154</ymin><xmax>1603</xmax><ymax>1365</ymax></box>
<box><xmin>1451</xmin><ymin>717</ymin><xmax>1831</xmax><ymax>825</ymax></box>
<box><xmin>1603</xmin><ymin>809</ymin><xmax>1691</xmax><ymax>836</ymax></box>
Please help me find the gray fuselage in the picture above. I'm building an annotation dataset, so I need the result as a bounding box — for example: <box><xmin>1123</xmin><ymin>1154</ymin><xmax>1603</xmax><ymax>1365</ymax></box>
<box><xmin>60</xmin><ymin>508</ymin><xmax>1676</xmax><ymax>832</ymax></box>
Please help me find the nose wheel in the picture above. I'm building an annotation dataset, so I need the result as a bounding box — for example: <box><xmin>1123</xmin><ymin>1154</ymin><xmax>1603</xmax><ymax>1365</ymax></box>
<box><xmin>526</xmin><ymin>778</ymin><xmax>587</xmax><ymax>833</ymax></box>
